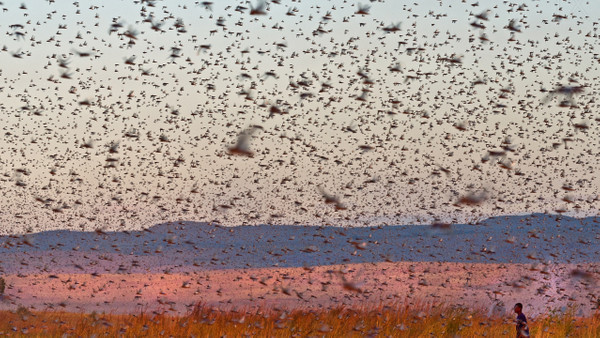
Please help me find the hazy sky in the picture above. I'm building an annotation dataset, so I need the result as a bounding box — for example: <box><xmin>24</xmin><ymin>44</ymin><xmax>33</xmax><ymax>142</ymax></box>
<box><xmin>0</xmin><ymin>0</ymin><xmax>599</xmax><ymax>234</ymax></box>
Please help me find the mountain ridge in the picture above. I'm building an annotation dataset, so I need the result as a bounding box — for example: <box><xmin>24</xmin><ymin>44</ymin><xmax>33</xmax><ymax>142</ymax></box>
<box><xmin>0</xmin><ymin>213</ymin><xmax>597</xmax><ymax>275</ymax></box>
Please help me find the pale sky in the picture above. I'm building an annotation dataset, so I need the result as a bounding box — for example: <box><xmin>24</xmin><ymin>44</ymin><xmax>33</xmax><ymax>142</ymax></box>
<box><xmin>0</xmin><ymin>0</ymin><xmax>599</xmax><ymax>234</ymax></box>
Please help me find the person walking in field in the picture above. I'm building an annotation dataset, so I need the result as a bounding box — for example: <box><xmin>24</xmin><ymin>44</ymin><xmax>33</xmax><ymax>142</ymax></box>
<box><xmin>514</xmin><ymin>303</ymin><xmax>530</xmax><ymax>337</ymax></box>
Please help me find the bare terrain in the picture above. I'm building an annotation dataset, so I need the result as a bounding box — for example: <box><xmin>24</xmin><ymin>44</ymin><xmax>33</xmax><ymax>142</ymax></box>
<box><xmin>1</xmin><ymin>214</ymin><xmax>598</xmax><ymax>316</ymax></box>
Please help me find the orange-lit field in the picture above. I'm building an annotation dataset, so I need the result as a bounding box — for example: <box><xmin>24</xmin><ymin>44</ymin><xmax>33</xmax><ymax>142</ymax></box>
<box><xmin>0</xmin><ymin>303</ymin><xmax>599</xmax><ymax>337</ymax></box>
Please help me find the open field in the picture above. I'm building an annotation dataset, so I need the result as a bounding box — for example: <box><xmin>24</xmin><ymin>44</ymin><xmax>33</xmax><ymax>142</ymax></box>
<box><xmin>1</xmin><ymin>302</ymin><xmax>599</xmax><ymax>337</ymax></box>
<box><xmin>1</xmin><ymin>215</ymin><xmax>598</xmax><ymax>318</ymax></box>
<box><xmin>1</xmin><ymin>216</ymin><xmax>598</xmax><ymax>335</ymax></box>
<box><xmin>0</xmin><ymin>261</ymin><xmax>598</xmax><ymax>317</ymax></box>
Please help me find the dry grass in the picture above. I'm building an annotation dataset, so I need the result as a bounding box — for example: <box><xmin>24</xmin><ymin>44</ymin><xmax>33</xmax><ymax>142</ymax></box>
<box><xmin>0</xmin><ymin>302</ymin><xmax>598</xmax><ymax>337</ymax></box>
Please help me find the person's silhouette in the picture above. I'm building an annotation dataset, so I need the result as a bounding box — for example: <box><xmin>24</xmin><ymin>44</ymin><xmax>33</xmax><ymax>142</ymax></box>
<box><xmin>514</xmin><ymin>303</ymin><xmax>530</xmax><ymax>337</ymax></box>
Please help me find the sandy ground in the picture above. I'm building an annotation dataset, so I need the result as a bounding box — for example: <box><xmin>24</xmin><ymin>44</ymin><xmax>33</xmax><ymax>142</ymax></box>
<box><xmin>0</xmin><ymin>262</ymin><xmax>598</xmax><ymax>317</ymax></box>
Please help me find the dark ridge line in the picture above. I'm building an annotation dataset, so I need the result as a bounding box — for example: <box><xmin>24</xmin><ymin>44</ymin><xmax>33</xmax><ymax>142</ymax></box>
<box><xmin>2</xmin><ymin>212</ymin><xmax>595</xmax><ymax>238</ymax></box>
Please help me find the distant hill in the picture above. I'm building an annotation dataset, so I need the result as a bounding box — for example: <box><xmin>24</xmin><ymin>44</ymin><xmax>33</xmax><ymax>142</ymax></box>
<box><xmin>0</xmin><ymin>214</ymin><xmax>598</xmax><ymax>274</ymax></box>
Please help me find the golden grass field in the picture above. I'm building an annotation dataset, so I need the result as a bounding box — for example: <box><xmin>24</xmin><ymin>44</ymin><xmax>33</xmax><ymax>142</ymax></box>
<box><xmin>0</xmin><ymin>302</ymin><xmax>598</xmax><ymax>337</ymax></box>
